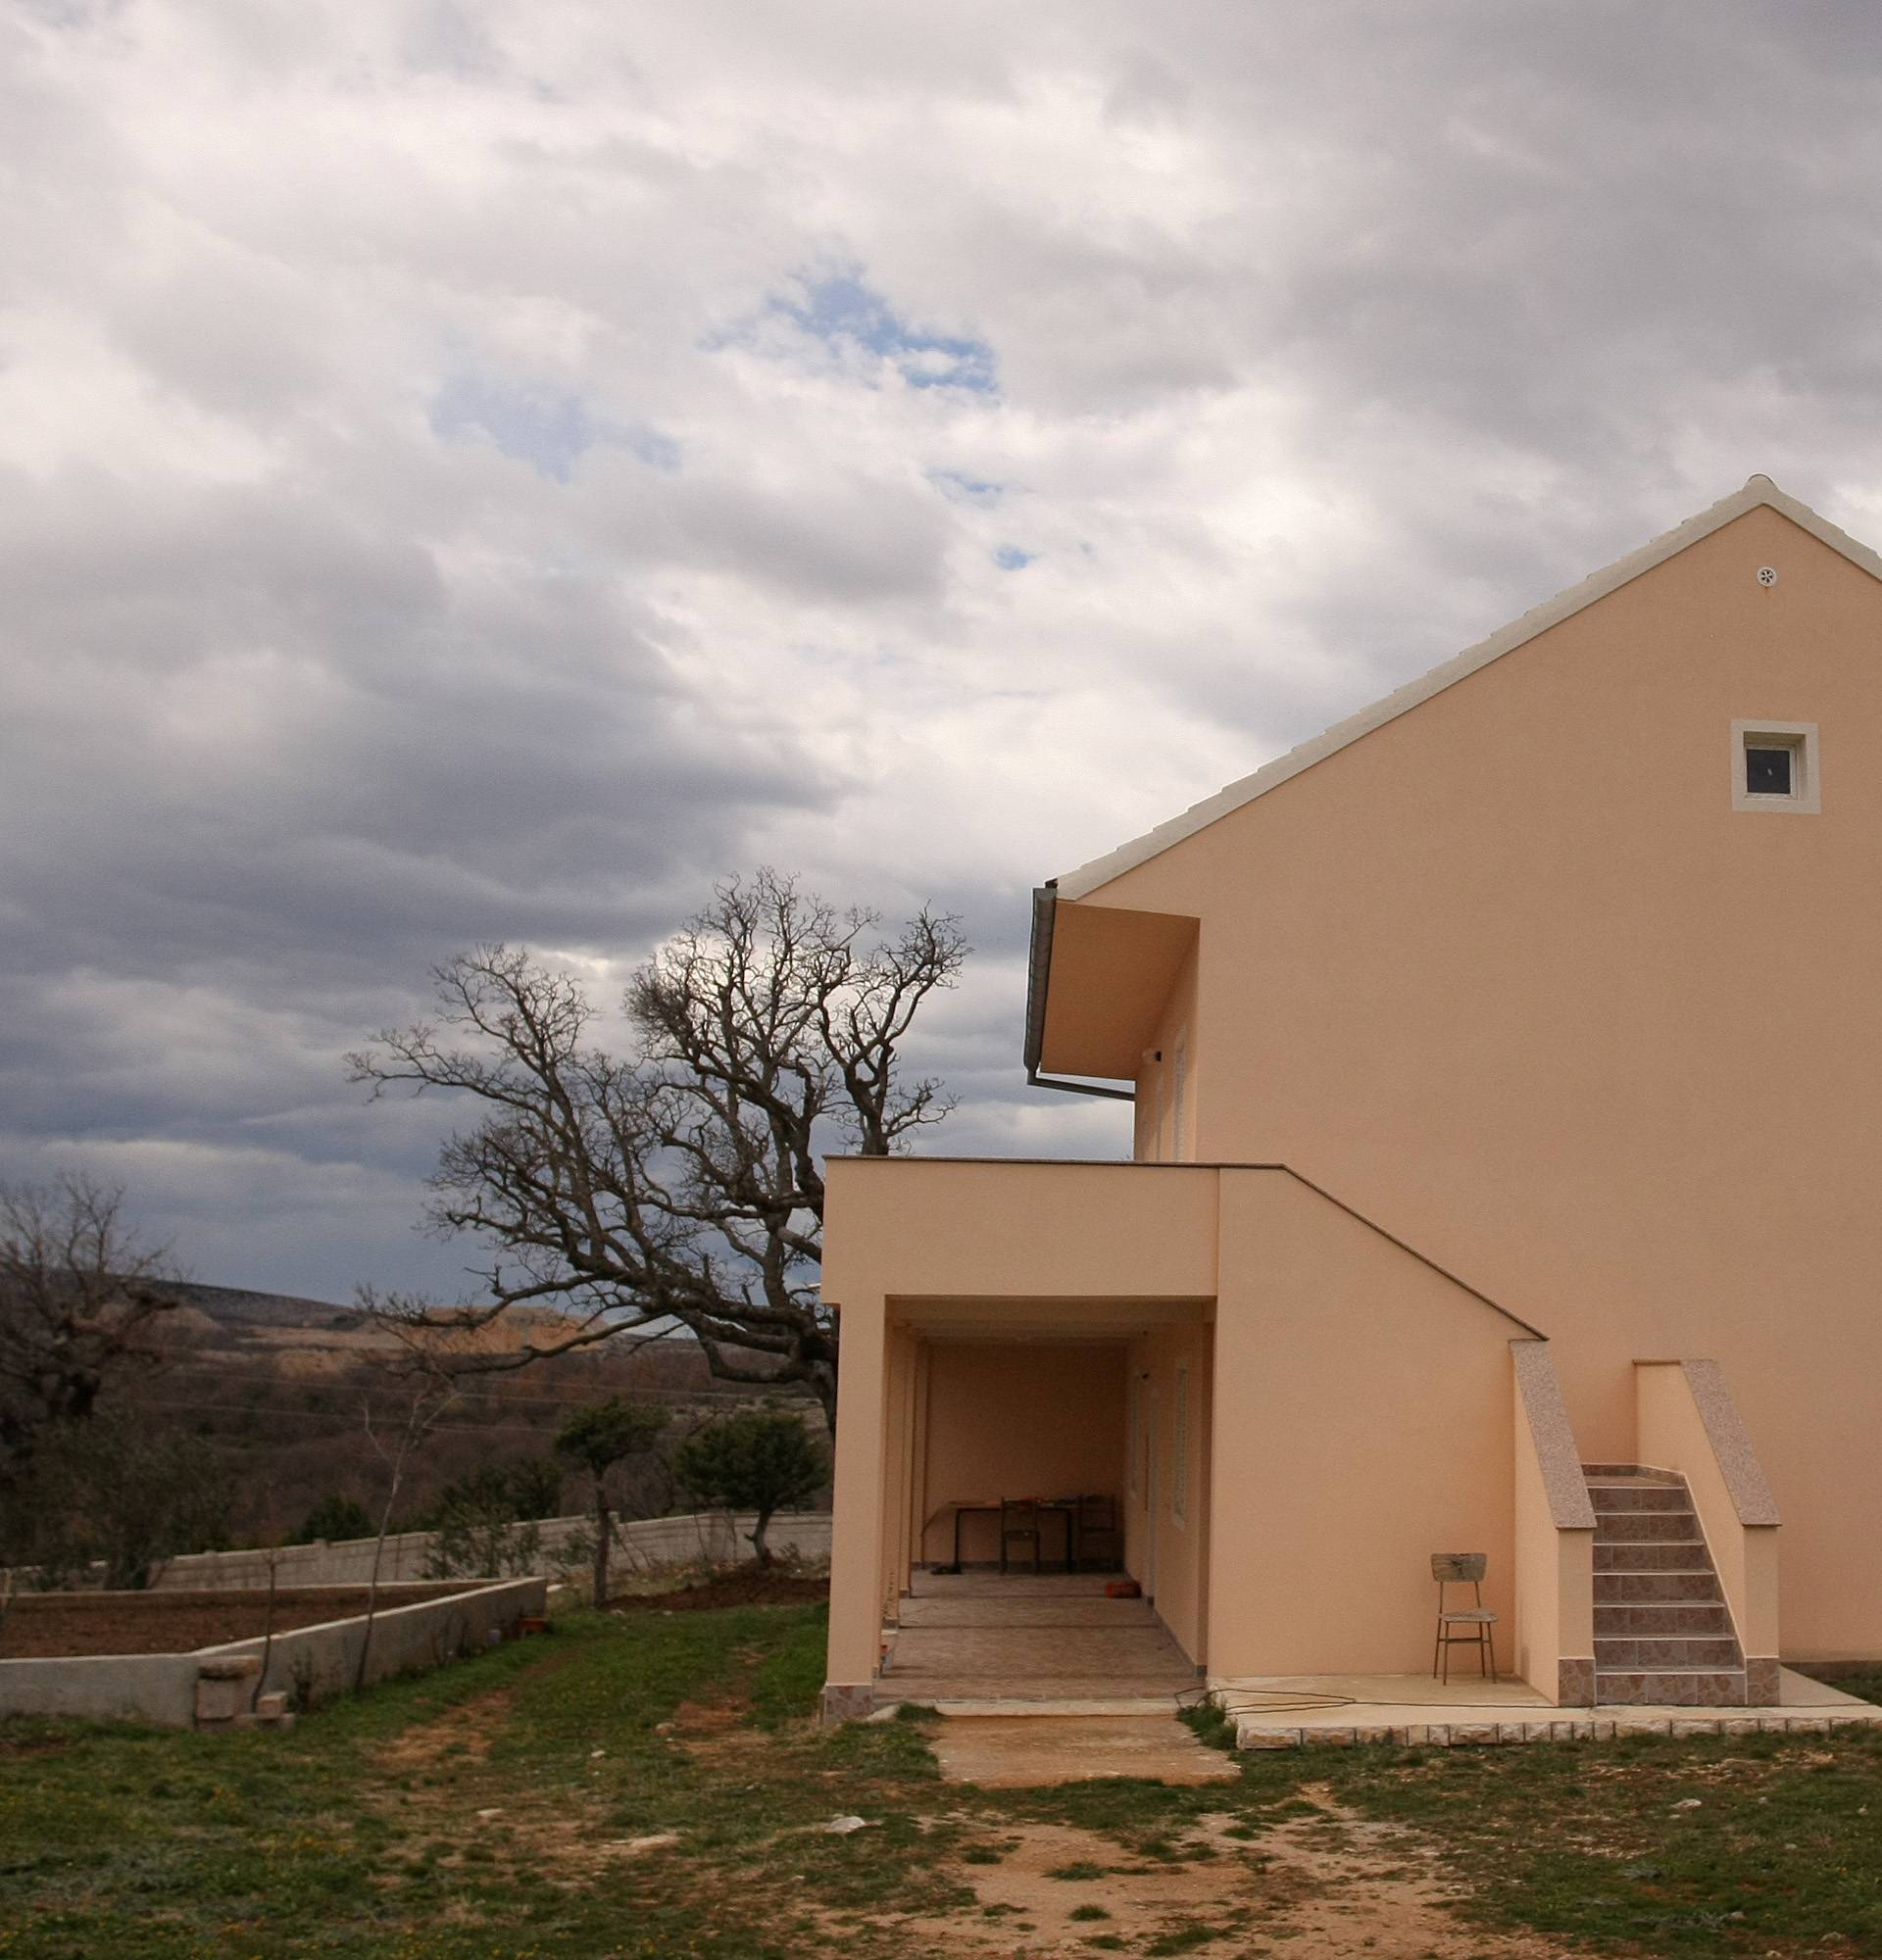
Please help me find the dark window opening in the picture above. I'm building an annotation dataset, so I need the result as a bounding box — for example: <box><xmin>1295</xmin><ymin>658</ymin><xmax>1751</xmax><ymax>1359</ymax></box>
<box><xmin>1746</xmin><ymin>745</ymin><xmax>1794</xmax><ymax>797</ymax></box>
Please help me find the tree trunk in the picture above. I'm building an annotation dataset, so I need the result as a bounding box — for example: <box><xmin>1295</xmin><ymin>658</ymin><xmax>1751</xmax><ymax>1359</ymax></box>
<box><xmin>250</xmin><ymin>1554</ymin><xmax>279</xmax><ymax>1713</ymax></box>
<box><xmin>355</xmin><ymin>1457</ymin><xmax>407</xmax><ymax>1692</ymax></box>
<box><xmin>592</xmin><ymin>1477</ymin><xmax>611</xmax><ymax>1606</ymax></box>
<box><xmin>748</xmin><ymin>1504</ymin><xmax>775</xmax><ymax>1570</ymax></box>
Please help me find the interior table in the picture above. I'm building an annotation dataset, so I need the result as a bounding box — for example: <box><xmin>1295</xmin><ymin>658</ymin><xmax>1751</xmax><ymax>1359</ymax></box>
<box><xmin>933</xmin><ymin>1497</ymin><xmax>1077</xmax><ymax>1573</ymax></box>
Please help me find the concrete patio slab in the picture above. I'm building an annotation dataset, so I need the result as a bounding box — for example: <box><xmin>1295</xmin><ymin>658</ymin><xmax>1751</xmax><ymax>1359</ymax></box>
<box><xmin>1211</xmin><ymin>1664</ymin><xmax>1882</xmax><ymax>1748</ymax></box>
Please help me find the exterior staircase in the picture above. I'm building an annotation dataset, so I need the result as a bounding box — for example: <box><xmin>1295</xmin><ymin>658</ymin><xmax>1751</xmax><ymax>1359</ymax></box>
<box><xmin>1585</xmin><ymin>1463</ymin><xmax>1749</xmax><ymax>1707</ymax></box>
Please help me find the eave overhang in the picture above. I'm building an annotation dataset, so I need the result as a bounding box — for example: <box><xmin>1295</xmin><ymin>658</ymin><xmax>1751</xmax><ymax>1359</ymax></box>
<box><xmin>1023</xmin><ymin>886</ymin><xmax>1199</xmax><ymax>1087</ymax></box>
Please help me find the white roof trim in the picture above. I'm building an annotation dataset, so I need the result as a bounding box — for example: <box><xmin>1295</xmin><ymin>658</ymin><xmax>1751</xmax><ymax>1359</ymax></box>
<box><xmin>1056</xmin><ymin>477</ymin><xmax>1882</xmax><ymax>902</ymax></box>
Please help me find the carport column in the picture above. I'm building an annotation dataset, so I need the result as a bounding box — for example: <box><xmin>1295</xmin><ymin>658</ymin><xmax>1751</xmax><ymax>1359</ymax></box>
<box><xmin>883</xmin><ymin>1324</ymin><xmax>920</xmax><ymax>1618</ymax></box>
<box><xmin>822</xmin><ymin>1289</ymin><xmax>889</xmax><ymax>1724</ymax></box>
<box><xmin>1206</xmin><ymin>1169</ymin><xmax>1269</xmax><ymax>1678</ymax></box>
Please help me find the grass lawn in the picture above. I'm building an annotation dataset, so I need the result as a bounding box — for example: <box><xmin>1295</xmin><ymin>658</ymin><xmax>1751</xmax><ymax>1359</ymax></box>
<box><xmin>2</xmin><ymin>1610</ymin><xmax>1880</xmax><ymax>1959</ymax></box>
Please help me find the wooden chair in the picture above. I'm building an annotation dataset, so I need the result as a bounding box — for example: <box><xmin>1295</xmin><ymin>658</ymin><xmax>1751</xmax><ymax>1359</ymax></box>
<box><xmin>1000</xmin><ymin>1498</ymin><xmax>1042</xmax><ymax>1575</ymax></box>
<box><xmin>1075</xmin><ymin>1494</ymin><xmax>1123</xmax><ymax>1571</ymax></box>
<box><xmin>1431</xmin><ymin>1552</ymin><xmax>1498</xmax><ymax>1682</ymax></box>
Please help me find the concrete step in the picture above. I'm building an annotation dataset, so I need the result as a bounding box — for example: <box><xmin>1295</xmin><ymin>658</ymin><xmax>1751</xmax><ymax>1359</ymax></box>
<box><xmin>1597</xmin><ymin>1542</ymin><xmax>1714</xmax><ymax>1573</ymax></box>
<box><xmin>1595</xmin><ymin>1571</ymin><xmax>1725</xmax><ymax>1604</ymax></box>
<box><xmin>1587</xmin><ymin>1484</ymin><xmax>1696</xmax><ymax>1513</ymax></box>
<box><xmin>899</xmin><ymin>1597</ymin><xmax>1160</xmax><ymax>1629</ymax></box>
<box><xmin>1596</xmin><ymin>1669</ymin><xmax>1749</xmax><ymax>1707</ymax></box>
<box><xmin>1596</xmin><ymin>1636</ymin><xmax>1744</xmax><ymax>1670</ymax></box>
<box><xmin>1596</xmin><ymin>1509</ymin><xmax>1702</xmax><ymax>1543</ymax></box>
<box><xmin>1596</xmin><ymin>1600</ymin><xmax>1735</xmax><ymax>1635</ymax></box>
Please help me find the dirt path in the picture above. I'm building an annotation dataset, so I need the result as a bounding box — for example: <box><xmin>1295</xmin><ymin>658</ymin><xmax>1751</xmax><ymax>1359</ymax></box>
<box><xmin>4</xmin><ymin>1585</ymin><xmax>468</xmax><ymax>1657</ymax></box>
<box><xmin>882</xmin><ymin>1785</ymin><xmax>1580</xmax><ymax>1958</ymax></box>
<box><xmin>931</xmin><ymin>1714</ymin><xmax>1239</xmax><ymax>1787</ymax></box>
<box><xmin>368</xmin><ymin>1668</ymin><xmax>683</xmax><ymax>1883</ymax></box>
<box><xmin>363</xmin><ymin>1668</ymin><xmax>1583</xmax><ymax>1955</ymax></box>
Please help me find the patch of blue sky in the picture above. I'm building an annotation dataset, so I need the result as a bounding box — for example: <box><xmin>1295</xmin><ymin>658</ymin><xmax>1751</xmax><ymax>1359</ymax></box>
<box><xmin>993</xmin><ymin>545</ymin><xmax>1035</xmax><ymax>570</ymax></box>
<box><xmin>929</xmin><ymin>469</ymin><xmax>1005</xmax><ymax>506</ymax></box>
<box><xmin>725</xmin><ymin>265</ymin><xmax>998</xmax><ymax>394</ymax></box>
<box><xmin>430</xmin><ymin>373</ymin><xmax>679</xmax><ymax>483</ymax></box>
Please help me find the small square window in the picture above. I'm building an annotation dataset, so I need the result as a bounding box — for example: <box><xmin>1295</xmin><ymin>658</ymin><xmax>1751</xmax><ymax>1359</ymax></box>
<box><xmin>1745</xmin><ymin>745</ymin><xmax>1793</xmax><ymax>798</ymax></box>
<box><xmin>1732</xmin><ymin>720</ymin><xmax>1820</xmax><ymax>813</ymax></box>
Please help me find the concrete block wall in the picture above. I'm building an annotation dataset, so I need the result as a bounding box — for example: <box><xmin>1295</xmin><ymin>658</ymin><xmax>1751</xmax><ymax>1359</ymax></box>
<box><xmin>140</xmin><ymin>1509</ymin><xmax>832</xmax><ymax>1592</ymax></box>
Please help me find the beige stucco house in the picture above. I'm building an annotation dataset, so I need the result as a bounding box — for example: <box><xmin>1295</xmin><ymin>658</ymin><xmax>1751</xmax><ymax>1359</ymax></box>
<box><xmin>820</xmin><ymin>476</ymin><xmax>1882</xmax><ymax>1723</ymax></box>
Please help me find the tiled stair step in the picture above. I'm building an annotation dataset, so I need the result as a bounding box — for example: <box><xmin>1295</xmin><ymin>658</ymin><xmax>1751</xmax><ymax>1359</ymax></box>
<box><xmin>1595</xmin><ymin>1669</ymin><xmax>1749</xmax><ymax>1708</ymax></box>
<box><xmin>1587</xmin><ymin>1484</ymin><xmax>1696</xmax><ymax>1513</ymax></box>
<box><xmin>1596</xmin><ymin>1570</ymin><xmax>1724</xmax><ymax>1601</ymax></box>
<box><xmin>1596</xmin><ymin>1510</ymin><xmax>1702</xmax><ymax>1543</ymax></box>
<box><xmin>1596</xmin><ymin>1602</ymin><xmax>1735</xmax><ymax>1636</ymax></box>
<box><xmin>1596</xmin><ymin>1637</ymin><xmax>1744</xmax><ymax>1670</ymax></box>
<box><xmin>1582</xmin><ymin>1462</ymin><xmax>1679</xmax><ymax>1482</ymax></box>
<box><xmin>1597</xmin><ymin>1543</ymin><xmax>1713</xmax><ymax>1573</ymax></box>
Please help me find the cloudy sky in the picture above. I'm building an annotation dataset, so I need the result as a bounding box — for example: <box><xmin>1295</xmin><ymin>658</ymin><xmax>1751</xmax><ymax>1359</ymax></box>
<box><xmin>5</xmin><ymin>1</ymin><xmax>1882</xmax><ymax>1300</ymax></box>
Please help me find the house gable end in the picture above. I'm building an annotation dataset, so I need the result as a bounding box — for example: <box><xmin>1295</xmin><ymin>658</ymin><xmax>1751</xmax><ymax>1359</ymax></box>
<box><xmin>1057</xmin><ymin>478</ymin><xmax>1882</xmax><ymax>907</ymax></box>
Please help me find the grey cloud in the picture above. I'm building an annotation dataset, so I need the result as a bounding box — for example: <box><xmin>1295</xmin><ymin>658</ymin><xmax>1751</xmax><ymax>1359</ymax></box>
<box><xmin>6</xmin><ymin>0</ymin><xmax>1882</xmax><ymax>1297</ymax></box>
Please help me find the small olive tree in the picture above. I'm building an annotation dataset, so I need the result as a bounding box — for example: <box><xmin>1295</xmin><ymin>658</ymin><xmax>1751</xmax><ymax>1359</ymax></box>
<box><xmin>672</xmin><ymin>1410</ymin><xmax>826</xmax><ymax>1569</ymax></box>
<box><xmin>555</xmin><ymin>1398</ymin><xmax>669</xmax><ymax>1604</ymax></box>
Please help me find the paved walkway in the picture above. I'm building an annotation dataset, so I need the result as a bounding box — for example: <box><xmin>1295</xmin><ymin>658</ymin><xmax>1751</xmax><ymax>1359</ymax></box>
<box><xmin>883</xmin><ymin>1571</ymin><xmax>1196</xmax><ymax>1706</ymax></box>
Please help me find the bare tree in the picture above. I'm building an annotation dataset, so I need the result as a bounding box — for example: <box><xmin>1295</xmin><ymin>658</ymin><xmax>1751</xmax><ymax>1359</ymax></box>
<box><xmin>355</xmin><ymin>1368</ymin><xmax>459</xmax><ymax>1691</ymax></box>
<box><xmin>348</xmin><ymin>870</ymin><xmax>966</xmax><ymax>1428</ymax></box>
<box><xmin>0</xmin><ymin>1174</ymin><xmax>183</xmax><ymax>1477</ymax></box>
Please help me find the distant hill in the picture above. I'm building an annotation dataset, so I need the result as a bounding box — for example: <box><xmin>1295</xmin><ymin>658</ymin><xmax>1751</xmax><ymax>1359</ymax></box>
<box><xmin>160</xmin><ymin>1279</ymin><xmax>814</xmax><ymax>1398</ymax></box>
<box><xmin>161</xmin><ymin>1280</ymin><xmax>570</xmax><ymax>1373</ymax></box>
<box><xmin>168</xmin><ymin>1281</ymin><xmax>368</xmax><ymax>1331</ymax></box>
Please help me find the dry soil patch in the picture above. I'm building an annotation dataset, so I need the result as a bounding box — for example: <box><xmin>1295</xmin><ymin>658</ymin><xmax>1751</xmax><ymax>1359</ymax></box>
<box><xmin>931</xmin><ymin>1715</ymin><xmax>1238</xmax><ymax>1787</ymax></box>
<box><xmin>871</xmin><ymin>1787</ymin><xmax>1582</xmax><ymax>1957</ymax></box>
<box><xmin>3</xmin><ymin>1585</ymin><xmax>472</xmax><ymax>1657</ymax></box>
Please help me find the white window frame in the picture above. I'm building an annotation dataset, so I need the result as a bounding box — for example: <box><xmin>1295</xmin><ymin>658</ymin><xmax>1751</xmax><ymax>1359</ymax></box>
<box><xmin>1732</xmin><ymin>718</ymin><xmax>1820</xmax><ymax>813</ymax></box>
<box><xmin>1171</xmin><ymin>1362</ymin><xmax>1189</xmax><ymax>1529</ymax></box>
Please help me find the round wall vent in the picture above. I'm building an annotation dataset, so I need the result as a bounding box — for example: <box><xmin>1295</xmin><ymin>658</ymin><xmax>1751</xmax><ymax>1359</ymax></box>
<box><xmin>1758</xmin><ymin>565</ymin><xmax>1779</xmax><ymax>587</ymax></box>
